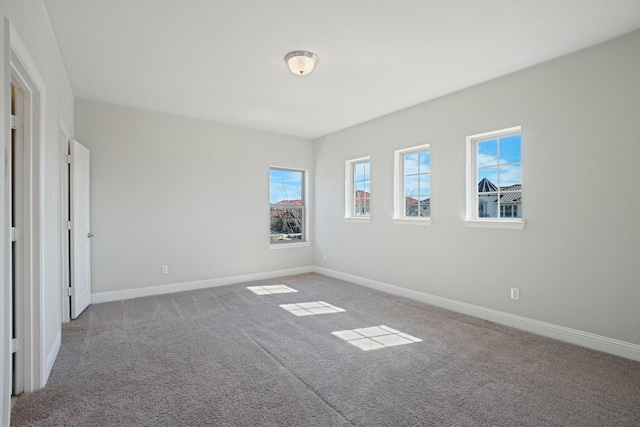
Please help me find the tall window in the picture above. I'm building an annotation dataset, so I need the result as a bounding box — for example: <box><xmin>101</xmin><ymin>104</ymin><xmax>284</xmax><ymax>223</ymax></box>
<box><xmin>394</xmin><ymin>144</ymin><xmax>430</xmax><ymax>222</ymax></box>
<box><xmin>270</xmin><ymin>168</ymin><xmax>305</xmax><ymax>243</ymax></box>
<box><xmin>345</xmin><ymin>157</ymin><xmax>370</xmax><ymax>218</ymax></box>
<box><xmin>466</xmin><ymin>127</ymin><xmax>523</xmax><ymax>226</ymax></box>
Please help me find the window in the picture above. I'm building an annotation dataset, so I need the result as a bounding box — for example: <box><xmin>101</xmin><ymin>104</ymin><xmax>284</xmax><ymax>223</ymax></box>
<box><xmin>270</xmin><ymin>168</ymin><xmax>306</xmax><ymax>244</ymax></box>
<box><xmin>345</xmin><ymin>157</ymin><xmax>370</xmax><ymax>220</ymax></box>
<box><xmin>394</xmin><ymin>144</ymin><xmax>431</xmax><ymax>224</ymax></box>
<box><xmin>501</xmin><ymin>204</ymin><xmax>516</xmax><ymax>218</ymax></box>
<box><xmin>465</xmin><ymin>126</ymin><xmax>524</xmax><ymax>229</ymax></box>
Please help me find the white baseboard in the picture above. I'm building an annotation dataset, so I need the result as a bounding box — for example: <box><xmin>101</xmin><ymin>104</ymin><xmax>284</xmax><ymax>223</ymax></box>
<box><xmin>314</xmin><ymin>267</ymin><xmax>640</xmax><ymax>362</ymax></box>
<box><xmin>90</xmin><ymin>264</ymin><xmax>640</xmax><ymax>362</ymax></box>
<box><xmin>91</xmin><ymin>266</ymin><xmax>315</xmax><ymax>304</ymax></box>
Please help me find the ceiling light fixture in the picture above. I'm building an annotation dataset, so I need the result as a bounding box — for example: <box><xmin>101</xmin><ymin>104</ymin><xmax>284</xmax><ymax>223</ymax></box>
<box><xmin>285</xmin><ymin>50</ymin><xmax>318</xmax><ymax>76</ymax></box>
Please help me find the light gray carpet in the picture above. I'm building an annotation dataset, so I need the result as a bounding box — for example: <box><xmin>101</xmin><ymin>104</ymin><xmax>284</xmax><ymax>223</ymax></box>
<box><xmin>11</xmin><ymin>273</ymin><xmax>640</xmax><ymax>426</ymax></box>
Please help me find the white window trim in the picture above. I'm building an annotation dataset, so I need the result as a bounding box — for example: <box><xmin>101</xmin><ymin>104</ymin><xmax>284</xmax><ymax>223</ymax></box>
<box><xmin>345</xmin><ymin>156</ymin><xmax>371</xmax><ymax>221</ymax></box>
<box><xmin>269</xmin><ymin>241</ymin><xmax>311</xmax><ymax>249</ymax></box>
<box><xmin>269</xmin><ymin>166</ymin><xmax>310</xmax><ymax>248</ymax></box>
<box><xmin>393</xmin><ymin>144</ymin><xmax>432</xmax><ymax>225</ymax></box>
<box><xmin>464</xmin><ymin>126</ymin><xmax>525</xmax><ymax>230</ymax></box>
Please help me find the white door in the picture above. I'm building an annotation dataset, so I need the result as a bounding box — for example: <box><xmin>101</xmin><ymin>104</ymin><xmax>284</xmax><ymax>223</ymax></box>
<box><xmin>70</xmin><ymin>139</ymin><xmax>91</xmax><ymax>318</ymax></box>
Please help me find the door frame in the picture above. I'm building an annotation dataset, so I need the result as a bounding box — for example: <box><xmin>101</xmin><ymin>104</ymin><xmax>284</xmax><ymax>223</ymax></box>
<box><xmin>2</xmin><ymin>20</ymin><xmax>47</xmax><ymax>425</ymax></box>
<box><xmin>59</xmin><ymin>122</ymin><xmax>71</xmax><ymax>323</ymax></box>
<box><xmin>10</xmin><ymin>80</ymin><xmax>26</xmax><ymax>397</ymax></box>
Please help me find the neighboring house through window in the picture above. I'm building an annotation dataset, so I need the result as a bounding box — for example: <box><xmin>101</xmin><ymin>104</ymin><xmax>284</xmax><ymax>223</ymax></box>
<box><xmin>270</xmin><ymin>168</ymin><xmax>305</xmax><ymax>243</ymax></box>
<box><xmin>465</xmin><ymin>126</ymin><xmax>524</xmax><ymax>229</ymax></box>
<box><xmin>345</xmin><ymin>157</ymin><xmax>370</xmax><ymax>220</ymax></box>
<box><xmin>394</xmin><ymin>144</ymin><xmax>431</xmax><ymax>224</ymax></box>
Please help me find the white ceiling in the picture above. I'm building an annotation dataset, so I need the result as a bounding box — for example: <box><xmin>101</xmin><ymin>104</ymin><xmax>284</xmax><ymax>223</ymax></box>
<box><xmin>43</xmin><ymin>1</ymin><xmax>640</xmax><ymax>139</ymax></box>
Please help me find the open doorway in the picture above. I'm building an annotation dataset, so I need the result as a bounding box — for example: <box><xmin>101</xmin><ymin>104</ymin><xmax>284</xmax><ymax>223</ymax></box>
<box><xmin>60</xmin><ymin>132</ymin><xmax>71</xmax><ymax>323</ymax></box>
<box><xmin>59</xmin><ymin>132</ymin><xmax>93</xmax><ymax>324</ymax></box>
<box><xmin>5</xmin><ymin>21</ymin><xmax>47</xmax><ymax>401</ymax></box>
<box><xmin>10</xmin><ymin>82</ymin><xmax>25</xmax><ymax>402</ymax></box>
<box><xmin>2</xmin><ymin>20</ymin><xmax>50</xmax><ymax>425</ymax></box>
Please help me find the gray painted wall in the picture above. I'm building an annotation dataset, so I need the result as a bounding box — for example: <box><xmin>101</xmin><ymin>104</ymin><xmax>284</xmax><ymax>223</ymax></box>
<box><xmin>75</xmin><ymin>100</ymin><xmax>314</xmax><ymax>294</ymax></box>
<box><xmin>1</xmin><ymin>0</ymin><xmax>74</xmax><ymax>420</ymax></box>
<box><xmin>314</xmin><ymin>30</ymin><xmax>640</xmax><ymax>345</ymax></box>
<box><xmin>2</xmin><ymin>6</ymin><xmax>638</xmax><ymax>424</ymax></box>
<box><xmin>75</xmin><ymin>31</ymin><xmax>639</xmax><ymax>347</ymax></box>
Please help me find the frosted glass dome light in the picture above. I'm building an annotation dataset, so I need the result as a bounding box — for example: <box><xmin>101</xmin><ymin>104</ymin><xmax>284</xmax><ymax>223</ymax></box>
<box><xmin>285</xmin><ymin>51</ymin><xmax>319</xmax><ymax>76</ymax></box>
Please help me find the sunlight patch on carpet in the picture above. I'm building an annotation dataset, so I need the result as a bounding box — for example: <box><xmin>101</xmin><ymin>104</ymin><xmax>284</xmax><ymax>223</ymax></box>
<box><xmin>332</xmin><ymin>325</ymin><xmax>422</xmax><ymax>351</ymax></box>
<box><xmin>280</xmin><ymin>301</ymin><xmax>346</xmax><ymax>316</ymax></box>
<box><xmin>247</xmin><ymin>284</ymin><xmax>298</xmax><ymax>295</ymax></box>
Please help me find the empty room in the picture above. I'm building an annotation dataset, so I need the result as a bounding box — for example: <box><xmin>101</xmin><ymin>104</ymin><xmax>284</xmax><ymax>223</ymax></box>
<box><xmin>2</xmin><ymin>1</ymin><xmax>640</xmax><ymax>426</ymax></box>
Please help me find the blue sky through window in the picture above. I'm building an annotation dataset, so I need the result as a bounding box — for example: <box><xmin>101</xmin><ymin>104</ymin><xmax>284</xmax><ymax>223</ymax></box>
<box><xmin>354</xmin><ymin>161</ymin><xmax>370</xmax><ymax>182</ymax></box>
<box><xmin>477</xmin><ymin>135</ymin><xmax>521</xmax><ymax>187</ymax></box>
<box><xmin>270</xmin><ymin>169</ymin><xmax>303</xmax><ymax>203</ymax></box>
<box><xmin>403</xmin><ymin>150</ymin><xmax>430</xmax><ymax>198</ymax></box>
<box><xmin>500</xmin><ymin>135</ymin><xmax>521</xmax><ymax>163</ymax></box>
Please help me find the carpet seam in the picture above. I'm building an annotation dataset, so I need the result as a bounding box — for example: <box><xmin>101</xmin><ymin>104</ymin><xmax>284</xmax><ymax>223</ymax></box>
<box><xmin>242</xmin><ymin>331</ymin><xmax>356</xmax><ymax>426</ymax></box>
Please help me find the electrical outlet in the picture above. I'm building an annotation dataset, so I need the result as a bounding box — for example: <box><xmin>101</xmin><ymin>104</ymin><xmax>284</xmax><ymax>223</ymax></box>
<box><xmin>161</xmin><ymin>265</ymin><xmax>169</xmax><ymax>274</ymax></box>
<box><xmin>510</xmin><ymin>287</ymin><xmax>520</xmax><ymax>301</ymax></box>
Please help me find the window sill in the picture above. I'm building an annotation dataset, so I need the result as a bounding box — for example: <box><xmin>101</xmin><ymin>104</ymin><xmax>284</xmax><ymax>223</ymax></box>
<box><xmin>392</xmin><ymin>217</ymin><xmax>432</xmax><ymax>226</ymax></box>
<box><xmin>463</xmin><ymin>219</ymin><xmax>526</xmax><ymax>230</ymax></box>
<box><xmin>344</xmin><ymin>217</ymin><xmax>370</xmax><ymax>223</ymax></box>
<box><xmin>269</xmin><ymin>241</ymin><xmax>311</xmax><ymax>250</ymax></box>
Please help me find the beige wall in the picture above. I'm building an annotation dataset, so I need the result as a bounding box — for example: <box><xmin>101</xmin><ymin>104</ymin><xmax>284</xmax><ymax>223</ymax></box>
<box><xmin>75</xmin><ymin>99</ymin><xmax>314</xmax><ymax>295</ymax></box>
<box><xmin>314</xmin><ymin>30</ymin><xmax>640</xmax><ymax>346</ymax></box>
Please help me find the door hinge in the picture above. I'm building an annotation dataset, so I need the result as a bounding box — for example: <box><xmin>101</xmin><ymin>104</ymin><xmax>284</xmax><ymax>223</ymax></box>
<box><xmin>67</xmin><ymin>154</ymin><xmax>73</xmax><ymax>164</ymax></box>
<box><xmin>67</xmin><ymin>221</ymin><xmax>72</xmax><ymax>230</ymax></box>
<box><xmin>10</xmin><ymin>114</ymin><xmax>22</xmax><ymax>130</ymax></box>
<box><xmin>67</xmin><ymin>287</ymin><xmax>73</xmax><ymax>296</ymax></box>
<box><xmin>10</xmin><ymin>227</ymin><xmax>21</xmax><ymax>242</ymax></box>
<box><xmin>11</xmin><ymin>338</ymin><xmax>22</xmax><ymax>354</ymax></box>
